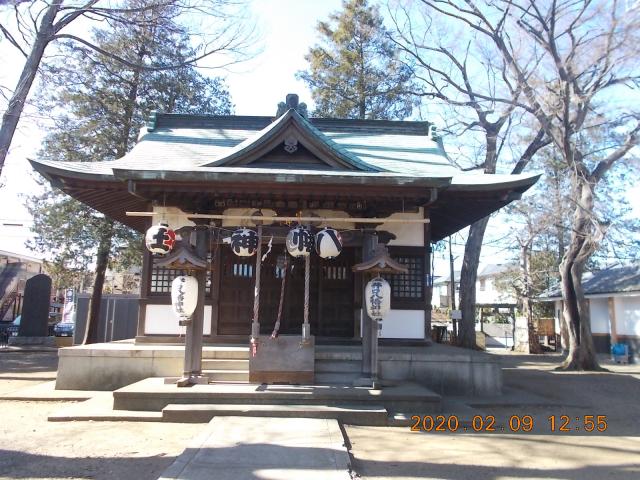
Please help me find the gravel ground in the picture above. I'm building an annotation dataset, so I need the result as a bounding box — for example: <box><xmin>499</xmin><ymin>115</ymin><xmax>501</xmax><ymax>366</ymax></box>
<box><xmin>347</xmin><ymin>351</ymin><xmax>640</xmax><ymax>480</ymax></box>
<box><xmin>1</xmin><ymin>347</ymin><xmax>639</xmax><ymax>480</ymax></box>
<box><xmin>0</xmin><ymin>348</ymin><xmax>203</xmax><ymax>480</ymax></box>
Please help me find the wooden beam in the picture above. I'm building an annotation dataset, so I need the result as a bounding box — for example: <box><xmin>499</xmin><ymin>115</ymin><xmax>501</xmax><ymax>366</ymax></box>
<box><xmin>126</xmin><ymin>211</ymin><xmax>430</xmax><ymax>224</ymax></box>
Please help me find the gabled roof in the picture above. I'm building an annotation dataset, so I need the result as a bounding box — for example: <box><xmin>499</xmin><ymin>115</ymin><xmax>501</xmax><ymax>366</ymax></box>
<box><xmin>540</xmin><ymin>264</ymin><xmax>640</xmax><ymax>299</ymax></box>
<box><xmin>200</xmin><ymin>109</ymin><xmax>379</xmax><ymax>172</ymax></box>
<box><xmin>30</xmin><ymin>110</ymin><xmax>459</xmax><ymax>179</ymax></box>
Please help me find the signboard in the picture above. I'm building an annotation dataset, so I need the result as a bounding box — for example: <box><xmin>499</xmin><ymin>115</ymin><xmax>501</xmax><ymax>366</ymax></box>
<box><xmin>62</xmin><ymin>288</ymin><xmax>76</xmax><ymax>324</ymax></box>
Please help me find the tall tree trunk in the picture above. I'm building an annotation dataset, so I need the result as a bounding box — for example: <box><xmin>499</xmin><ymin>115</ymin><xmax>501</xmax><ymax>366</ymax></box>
<box><xmin>83</xmin><ymin>221</ymin><xmax>114</xmax><ymax>344</ymax></box>
<box><xmin>521</xmin><ymin>240</ymin><xmax>542</xmax><ymax>353</ymax></box>
<box><xmin>81</xmin><ymin>47</ymin><xmax>143</xmax><ymax>344</ymax></box>
<box><xmin>457</xmin><ymin>127</ymin><xmax>499</xmax><ymax>349</ymax></box>
<box><xmin>558</xmin><ymin>177</ymin><xmax>602</xmax><ymax>370</ymax></box>
<box><xmin>0</xmin><ymin>1</ymin><xmax>61</xmax><ymax>177</ymax></box>
<box><xmin>458</xmin><ymin>216</ymin><xmax>490</xmax><ymax>348</ymax></box>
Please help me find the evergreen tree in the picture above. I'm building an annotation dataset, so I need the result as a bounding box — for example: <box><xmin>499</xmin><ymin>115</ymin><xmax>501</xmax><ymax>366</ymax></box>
<box><xmin>27</xmin><ymin>3</ymin><xmax>233</xmax><ymax>343</ymax></box>
<box><xmin>297</xmin><ymin>0</ymin><xmax>415</xmax><ymax>120</ymax></box>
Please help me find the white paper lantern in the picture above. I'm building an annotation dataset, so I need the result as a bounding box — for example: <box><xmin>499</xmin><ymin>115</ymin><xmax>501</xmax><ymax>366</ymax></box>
<box><xmin>365</xmin><ymin>277</ymin><xmax>391</xmax><ymax>319</ymax></box>
<box><xmin>171</xmin><ymin>276</ymin><xmax>198</xmax><ymax>320</ymax></box>
<box><xmin>145</xmin><ymin>222</ymin><xmax>176</xmax><ymax>255</ymax></box>
<box><xmin>315</xmin><ymin>227</ymin><xmax>343</xmax><ymax>259</ymax></box>
<box><xmin>229</xmin><ymin>228</ymin><xmax>259</xmax><ymax>257</ymax></box>
<box><xmin>286</xmin><ymin>226</ymin><xmax>312</xmax><ymax>257</ymax></box>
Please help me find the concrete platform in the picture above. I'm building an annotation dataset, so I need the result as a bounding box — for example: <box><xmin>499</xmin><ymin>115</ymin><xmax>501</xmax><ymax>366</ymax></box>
<box><xmin>55</xmin><ymin>340</ymin><xmax>503</xmax><ymax>396</ymax></box>
<box><xmin>113</xmin><ymin>377</ymin><xmax>442</xmax><ymax>415</ymax></box>
<box><xmin>158</xmin><ymin>417</ymin><xmax>351</xmax><ymax>480</ymax></box>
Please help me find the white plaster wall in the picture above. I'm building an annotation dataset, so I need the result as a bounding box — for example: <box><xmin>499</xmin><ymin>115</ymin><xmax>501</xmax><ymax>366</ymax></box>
<box><xmin>152</xmin><ymin>206</ymin><xmax>195</xmax><ymax>231</ymax></box>
<box><xmin>221</xmin><ymin>208</ymin><xmax>356</xmax><ymax>229</ymax></box>
<box><xmin>220</xmin><ymin>208</ymin><xmax>278</xmax><ymax>227</ymax></box>
<box><xmin>376</xmin><ymin>208</ymin><xmax>424</xmax><ymax>246</ymax></box>
<box><xmin>589</xmin><ymin>297</ymin><xmax>610</xmax><ymax>334</ymax></box>
<box><xmin>615</xmin><ymin>295</ymin><xmax>640</xmax><ymax>336</ymax></box>
<box><xmin>145</xmin><ymin>304</ymin><xmax>212</xmax><ymax>335</ymax></box>
<box><xmin>380</xmin><ymin>310</ymin><xmax>425</xmax><ymax>339</ymax></box>
<box><xmin>359</xmin><ymin>309</ymin><xmax>424</xmax><ymax>339</ymax></box>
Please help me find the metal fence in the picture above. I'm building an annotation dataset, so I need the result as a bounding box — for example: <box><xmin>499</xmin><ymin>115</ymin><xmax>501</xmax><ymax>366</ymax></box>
<box><xmin>74</xmin><ymin>294</ymin><xmax>139</xmax><ymax>344</ymax></box>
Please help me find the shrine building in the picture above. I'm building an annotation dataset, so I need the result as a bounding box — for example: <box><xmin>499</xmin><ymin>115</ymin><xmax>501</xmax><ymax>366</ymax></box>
<box><xmin>30</xmin><ymin>94</ymin><xmax>538</xmax><ymax>396</ymax></box>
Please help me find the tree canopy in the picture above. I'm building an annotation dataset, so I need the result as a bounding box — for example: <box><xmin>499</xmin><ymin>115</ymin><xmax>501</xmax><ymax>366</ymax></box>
<box><xmin>297</xmin><ymin>0</ymin><xmax>415</xmax><ymax>119</ymax></box>
<box><xmin>27</xmin><ymin>4</ymin><xmax>234</xmax><ymax>342</ymax></box>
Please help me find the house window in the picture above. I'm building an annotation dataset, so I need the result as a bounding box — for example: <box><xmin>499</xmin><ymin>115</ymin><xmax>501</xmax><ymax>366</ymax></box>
<box><xmin>479</xmin><ymin>279</ymin><xmax>486</xmax><ymax>291</ymax></box>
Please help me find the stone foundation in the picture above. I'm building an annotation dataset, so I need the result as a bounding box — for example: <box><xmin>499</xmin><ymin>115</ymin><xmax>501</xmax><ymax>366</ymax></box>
<box><xmin>56</xmin><ymin>340</ymin><xmax>502</xmax><ymax>396</ymax></box>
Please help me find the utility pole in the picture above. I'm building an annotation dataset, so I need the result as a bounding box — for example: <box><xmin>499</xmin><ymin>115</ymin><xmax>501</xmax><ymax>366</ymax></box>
<box><xmin>448</xmin><ymin>236</ymin><xmax>456</xmax><ymax>309</ymax></box>
<box><xmin>449</xmin><ymin>236</ymin><xmax>457</xmax><ymax>339</ymax></box>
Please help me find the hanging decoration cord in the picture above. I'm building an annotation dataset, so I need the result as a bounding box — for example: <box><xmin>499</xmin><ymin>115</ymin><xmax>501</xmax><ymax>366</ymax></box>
<box><xmin>271</xmin><ymin>255</ymin><xmax>288</xmax><ymax>339</ymax></box>
<box><xmin>250</xmin><ymin>225</ymin><xmax>263</xmax><ymax>356</ymax></box>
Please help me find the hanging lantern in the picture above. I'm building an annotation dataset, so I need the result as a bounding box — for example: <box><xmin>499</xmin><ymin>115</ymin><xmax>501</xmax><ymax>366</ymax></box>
<box><xmin>171</xmin><ymin>275</ymin><xmax>198</xmax><ymax>323</ymax></box>
<box><xmin>145</xmin><ymin>222</ymin><xmax>176</xmax><ymax>255</ymax></box>
<box><xmin>315</xmin><ymin>227</ymin><xmax>343</xmax><ymax>259</ymax></box>
<box><xmin>229</xmin><ymin>228</ymin><xmax>259</xmax><ymax>257</ymax></box>
<box><xmin>286</xmin><ymin>225</ymin><xmax>312</xmax><ymax>257</ymax></box>
<box><xmin>365</xmin><ymin>276</ymin><xmax>391</xmax><ymax>319</ymax></box>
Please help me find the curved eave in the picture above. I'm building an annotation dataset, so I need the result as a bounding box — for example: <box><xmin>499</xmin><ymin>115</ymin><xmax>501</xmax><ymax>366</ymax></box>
<box><xmin>199</xmin><ymin>109</ymin><xmax>381</xmax><ymax>172</ymax></box>
<box><xmin>112</xmin><ymin>167</ymin><xmax>453</xmax><ymax>188</ymax></box>
<box><xmin>29</xmin><ymin>158</ymin><xmax>116</xmax><ymax>183</ymax></box>
<box><xmin>449</xmin><ymin>172</ymin><xmax>542</xmax><ymax>192</ymax></box>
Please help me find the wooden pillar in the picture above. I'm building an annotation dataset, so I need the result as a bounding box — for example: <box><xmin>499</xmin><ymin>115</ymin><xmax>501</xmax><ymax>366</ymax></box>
<box><xmin>423</xmin><ymin>207</ymin><xmax>432</xmax><ymax>341</ymax></box>
<box><xmin>137</xmin><ymin>248</ymin><xmax>152</xmax><ymax>338</ymax></box>
<box><xmin>361</xmin><ymin>232</ymin><xmax>378</xmax><ymax>377</ymax></box>
<box><xmin>608</xmin><ymin>297</ymin><xmax>618</xmax><ymax>345</ymax></box>
<box><xmin>179</xmin><ymin>226</ymin><xmax>208</xmax><ymax>385</ymax></box>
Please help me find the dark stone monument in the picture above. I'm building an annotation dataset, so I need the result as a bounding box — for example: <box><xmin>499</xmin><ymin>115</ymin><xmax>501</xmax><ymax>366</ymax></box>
<box><xmin>18</xmin><ymin>274</ymin><xmax>52</xmax><ymax>337</ymax></box>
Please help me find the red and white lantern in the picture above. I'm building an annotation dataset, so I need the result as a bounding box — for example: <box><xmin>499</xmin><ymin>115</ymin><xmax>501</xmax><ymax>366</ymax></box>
<box><xmin>145</xmin><ymin>222</ymin><xmax>176</xmax><ymax>255</ymax></box>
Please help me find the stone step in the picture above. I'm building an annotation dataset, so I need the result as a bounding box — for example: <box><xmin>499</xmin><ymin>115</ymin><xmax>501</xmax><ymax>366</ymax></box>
<box><xmin>201</xmin><ymin>359</ymin><xmax>249</xmax><ymax>370</ymax></box>
<box><xmin>202</xmin><ymin>346</ymin><xmax>249</xmax><ymax>360</ymax></box>
<box><xmin>161</xmin><ymin>403</ymin><xmax>388</xmax><ymax>425</ymax></box>
<box><xmin>114</xmin><ymin>377</ymin><xmax>442</xmax><ymax>413</ymax></box>
<box><xmin>315</xmin><ymin>360</ymin><xmax>361</xmax><ymax>373</ymax></box>
<box><xmin>315</xmin><ymin>372</ymin><xmax>361</xmax><ymax>384</ymax></box>
<box><xmin>203</xmin><ymin>370</ymin><xmax>249</xmax><ymax>382</ymax></box>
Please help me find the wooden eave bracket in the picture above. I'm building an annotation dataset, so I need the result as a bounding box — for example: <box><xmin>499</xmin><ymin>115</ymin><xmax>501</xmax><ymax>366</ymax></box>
<box><xmin>352</xmin><ymin>244</ymin><xmax>409</xmax><ymax>274</ymax></box>
<box><xmin>153</xmin><ymin>242</ymin><xmax>207</xmax><ymax>270</ymax></box>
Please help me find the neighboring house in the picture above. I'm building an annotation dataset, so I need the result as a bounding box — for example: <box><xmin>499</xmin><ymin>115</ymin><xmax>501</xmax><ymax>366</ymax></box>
<box><xmin>476</xmin><ymin>264</ymin><xmax>517</xmax><ymax>306</ymax></box>
<box><xmin>103</xmin><ymin>266</ymin><xmax>142</xmax><ymax>295</ymax></box>
<box><xmin>539</xmin><ymin>264</ymin><xmax>640</xmax><ymax>359</ymax></box>
<box><xmin>432</xmin><ymin>264</ymin><xmax>516</xmax><ymax>309</ymax></box>
<box><xmin>0</xmin><ymin>250</ymin><xmax>44</xmax><ymax>321</ymax></box>
<box><xmin>432</xmin><ymin>270</ymin><xmax>460</xmax><ymax>308</ymax></box>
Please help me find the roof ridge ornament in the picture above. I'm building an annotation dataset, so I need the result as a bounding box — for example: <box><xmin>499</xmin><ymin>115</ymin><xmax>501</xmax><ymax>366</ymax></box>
<box><xmin>275</xmin><ymin>93</ymin><xmax>308</xmax><ymax>119</ymax></box>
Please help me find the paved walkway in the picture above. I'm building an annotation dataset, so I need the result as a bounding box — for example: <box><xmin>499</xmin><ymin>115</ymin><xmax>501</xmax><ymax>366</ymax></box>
<box><xmin>159</xmin><ymin>417</ymin><xmax>352</xmax><ymax>480</ymax></box>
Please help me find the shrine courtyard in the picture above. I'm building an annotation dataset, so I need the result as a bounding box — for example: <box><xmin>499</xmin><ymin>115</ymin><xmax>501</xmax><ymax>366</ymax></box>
<box><xmin>1</xmin><ymin>347</ymin><xmax>638</xmax><ymax>480</ymax></box>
